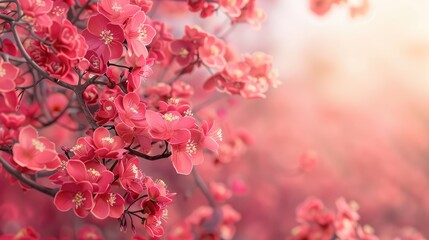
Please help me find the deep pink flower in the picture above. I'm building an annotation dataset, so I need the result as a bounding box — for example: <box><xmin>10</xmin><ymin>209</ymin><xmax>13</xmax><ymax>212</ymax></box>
<box><xmin>170</xmin><ymin>129</ymin><xmax>204</xmax><ymax>175</ymax></box>
<box><xmin>67</xmin><ymin>160</ymin><xmax>114</xmax><ymax>193</ymax></box>
<box><xmin>82</xmin><ymin>14</ymin><xmax>125</xmax><ymax>60</ymax></box>
<box><xmin>70</xmin><ymin>136</ymin><xmax>96</xmax><ymax>161</ymax></box>
<box><xmin>92</xmin><ymin>191</ymin><xmax>125</xmax><ymax>219</ymax></box>
<box><xmin>144</xmin><ymin>177</ymin><xmax>175</xmax><ymax>205</ymax></box>
<box><xmin>95</xmin><ymin>99</ymin><xmax>118</xmax><ymax>125</ymax></box>
<box><xmin>98</xmin><ymin>0</ymin><xmax>140</xmax><ymax>24</ymax></box>
<box><xmin>117</xmin><ymin>156</ymin><xmax>144</xmax><ymax>194</ymax></box>
<box><xmin>49</xmin><ymin>19</ymin><xmax>88</xmax><ymax>60</ymax></box>
<box><xmin>144</xmin><ymin>215</ymin><xmax>164</xmax><ymax>238</ymax></box>
<box><xmin>145</xmin><ymin>110</ymin><xmax>195</xmax><ymax>144</ymax></box>
<box><xmin>93</xmin><ymin>127</ymin><xmax>127</xmax><ymax>159</ymax></box>
<box><xmin>54</xmin><ymin>181</ymin><xmax>94</xmax><ymax>218</ymax></box>
<box><xmin>169</xmin><ymin>39</ymin><xmax>196</xmax><ymax>66</ymax></box>
<box><xmin>0</xmin><ymin>58</ymin><xmax>19</xmax><ymax>92</ymax></box>
<box><xmin>115</xmin><ymin>122</ymin><xmax>151</xmax><ymax>153</ymax></box>
<box><xmin>124</xmin><ymin>11</ymin><xmax>156</xmax><ymax>57</ymax></box>
<box><xmin>114</xmin><ymin>92</ymin><xmax>147</xmax><ymax>127</ymax></box>
<box><xmin>198</xmin><ymin>35</ymin><xmax>226</xmax><ymax>69</ymax></box>
<box><xmin>12</xmin><ymin>125</ymin><xmax>60</xmax><ymax>171</ymax></box>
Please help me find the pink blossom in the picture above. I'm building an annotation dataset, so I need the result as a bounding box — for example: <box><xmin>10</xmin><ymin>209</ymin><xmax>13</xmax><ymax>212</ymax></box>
<box><xmin>124</xmin><ymin>11</ymin><xmax>156</xmax><ymax>57</ymax></box>
<box><xmin>170</xmin><ymin>129</ymin><xmax>204</xmax><ymax>175</ymax></box>
<box><xmin>145</xmin><ymin>110</ymin><xmax>195</xmax><ymax>144</ymax></box>
<box><xmin>0</xmin><ymin>58</ymin><xmax>19</xmax><ymax>92</ymax></box>
<box><xmin>82</xmin><ymin>14</ymin><xmax>125</xmax><ymax>60</ymax></box>
<box><xmin>92</xmin><ymin>127</ymin><xmax>127</xmax><ymax>159</ymax></box>
<box><xmin>201</xmin><ymin>120</ymin><xmax>222</xmax><ymax>153</ymax></box>
<box><xmin>144</xmin><ymin>214</ymin><xmax>164</xmax><ymax>238</ymax></box>
<box><xmin>12</xmin><ymin>125</ymin><xmax>60</xmax><ymax>171</ymax></box>
<box><xmin>198</xmin><ymin>35</ymin><xmax>226</xmax><ymax>69</ymax></box>
<box><xmin>18</xmin><ymin>0</ymin><xmax>53</xmax><ymax>27</ymax></box>
<box><xmin>70</xmin><ymin>136</ymin><xmax>96</xmax><ymax>161</ymax></box>
<box><xmin>92</xmin><ymin>191</ymin><xmax>125</xmax><ymax>219</ymax></box>
<box><xmin>114</xmin><ymin>92</ymin><xmax>147</xmax><ymax>127</ymax></box>
<box><xmin>169</xmin><ymin>39</ymin><xmax>196</xmax><ymax>67</ymax></box>
<box><xmin>219</xmin><ymin>0</ymin><xmax>249</xmax><ymax>18</ymax></box>
<box><xmin>54</xmin><ymin>181</ymin><xmax>94</xmax><ymax>218</ymax></box>
<box><xmin>98</xmin><ymin>0</ymin><xmax>140</xmax><ymax>25</ymax></box>
<box><xmin>67</xmin><ymin>160</ymin><xmax>114</xmax><ymax>193</ymax></box>
<box><xmin>95</xmin><ymin>99</ymin><xmax>118</xmax><ymax>125</ymax></box>
<box><xmin>49</xmin><ymin>19</ymin><xmax>88</xmax><ymax>60</ymax></box>
<box><xmin>117</xmin><ymin>156</ymin><xmax>144</xmax><ymax>194</ymax></box>
<box><xmin>124</xmin><ymin>52</ymin><xmax>153</xmax><ymax>92</ymax></box>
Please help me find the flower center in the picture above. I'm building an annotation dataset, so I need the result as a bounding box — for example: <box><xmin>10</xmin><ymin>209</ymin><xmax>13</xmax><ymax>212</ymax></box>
<box><xmin>107</xmin><ymin>193</ymin><xmax>116</xmax><ymax>206</ymax></box>
<box><xmin>100</xmin><ymin>30</ymin><xmax>114</xmax><ymax>45</ymax></box>
<box><xmin>0</xmin><ymin>66</ymin><xmax>6</xmax><ymax>77</ymax></box>
<box><xmin>131</xmin><ymin>164</ymin><xmax>140</xmax><ymax>179</ymax></box>
<box><xmin>72</xmin><ymin>192</ymin><xmax>86</xmax><ymax>209</ymax></box>
<box><xmin>70</xmin><ymin>144</ymin><xmax>83</xmax><ymax>153</ymax></box>
<box><xmin>162</xmin><ymin>113</ymin><xmax>179</xmax><ymax>122</ymax></box>
<box><xmin>210</xmin><ymin>45</ymin><xmax>219</xmax><ymax>55</ymax></box>
<box><xmin>32</xmin><ymin>139</ymin><xmax>46</xmax><ymax>152</ymax></box>
<box><xmin>179</xmin><ymin>48</ymin><xmax>189</xmax><ymax>58</ymax></box>
<box><xmin>102</xmin><ymin>137</ymin><xmax>114</xmax><ymax>143</ymax></box>
<box><xmin>111</xmin><ymin>2</ymin><xmax>123</xmax><ymax>13</ymax></box>
<box><xmin>137</xmin><ymin>24</ymin><xmax>148</xmax><ymax>42</ymax></box>
<box><xmin>129</xmin><ymin>107</ymin><xmax>138</xmax><ymax>114</ymax></box>
<box><xmin>186</xmin><ymin>140</ymin><xmax>197</xmax><ymax>155</ymax></box>
<box><xmin>87</xmin><ymin>168</ymin><xmax>101</xmax><ymax>178</ymax></box>
<box><xmin>216</xmin><ymin>129</ymin><xmax>223</xmax><ymax>142</ymax></box>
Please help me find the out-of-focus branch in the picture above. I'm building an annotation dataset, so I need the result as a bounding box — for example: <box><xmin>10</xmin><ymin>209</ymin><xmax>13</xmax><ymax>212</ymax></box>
<box><xmin>192</xmin><ymin>168</ymin><xmax>223</xmax><ymax>232</ymax></box>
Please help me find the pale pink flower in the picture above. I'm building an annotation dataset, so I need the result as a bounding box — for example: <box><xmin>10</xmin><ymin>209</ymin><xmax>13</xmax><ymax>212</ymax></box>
<box><xmin>124</xmin><ymin>11</ymin><xmax>156</xmax><ymax>57</ymax></box>
<box><xmin>18</xmin><ymin>0</ymin><xmax>53</xmax><ymax>27</ymax></box>
<box><xmin>54</xmin><ymin>181</ymin><xmax>94</xmax><ymax>218</ymax></box>
<box><xmin>12</xmin><ymin>125</ymin><xmax>60</xmax><ymax>171</ymax></box>
<box><xmin>82</xmin><ymin>14</ymin><xmax>125</xmax><ymax>60</ymax></box>
<box><xmin>219</xmin><ymin>0</ymin><xmax>249</xmax><ymax>18</ymax></box>
<box><xmin>210</xmin><ymin>181</ymin><xmax>232</xmax><ymax>203</ymax></box>
<box><xmin>198</xmin><ymin>35</ymin><xmax>226</xmax><ymax>69</ymax></box>
<box><xmin>98</xmin><ymin>0</ymin><xmax>140</xmax><ymax>24</ymax></box>
<box><xmin>93</xmin><ymin>127</ymin><xmax>127</xmax><ymax>159</ymax></box>
<box><xmin>92</xmin><ymin>191</ymin><xmax>125</xmax><ymax>219</ymax></box>
<box><xmin>145</xmin><ymin>110</ymin><xmax>195</xmax><ymax>144</ymax></box>
<box><xmin>114</xmin><ymin>92</ymin><xmax>147</xmax><ymax>127</ymax></box>
<box><xmin>201</xmin><ymin>120</ymin><xmax>222</xmax><ymax>153</ymax></box>
<box><xmin>0</xmin><ymin>58</ymin><xmax>19</xmax><ymax>92</ymax></box>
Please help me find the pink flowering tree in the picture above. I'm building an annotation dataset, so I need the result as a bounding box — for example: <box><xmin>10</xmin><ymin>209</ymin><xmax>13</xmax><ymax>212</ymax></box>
<box><xmin>0</xmin><ymin>0</ymin><xmax>427</xmax><ymax>239</ymax></box>
<box><xmin>0</xmin><ymin>0</ymin><xmax>278</xmax><ymax>238</ymax></box>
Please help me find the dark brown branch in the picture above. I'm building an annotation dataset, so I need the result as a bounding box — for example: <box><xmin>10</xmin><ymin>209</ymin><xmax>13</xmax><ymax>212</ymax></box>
<box><xmin>126</xmin><ymin>147</ymin><xmax>171</xmax><ymax>161</ymax></box>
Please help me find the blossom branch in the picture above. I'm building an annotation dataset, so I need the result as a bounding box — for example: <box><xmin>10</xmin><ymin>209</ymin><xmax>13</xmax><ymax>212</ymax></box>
<box><xmin>192</xmin><ymin>168</ymin><xmax>223</xmax><ymax>232</ymax></box>
<box><xmin>0</xmin><ymin>155</ymin><xmax>59</xmax><ymax>197</ymax></box>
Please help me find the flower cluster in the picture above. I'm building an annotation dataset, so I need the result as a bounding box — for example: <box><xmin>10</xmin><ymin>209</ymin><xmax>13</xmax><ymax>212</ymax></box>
<box><xmin>289</xmin><ymin>197</ymin><xmax>428</xmax><ymax>240</ymax></box>
<box><xmin>0</xmin><ymin>0</ymin><xmax>272</xmax><ymax>237</ymax></box>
